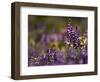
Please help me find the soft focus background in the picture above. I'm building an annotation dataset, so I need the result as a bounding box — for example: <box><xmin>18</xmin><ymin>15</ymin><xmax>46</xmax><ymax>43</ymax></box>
<box><xmin>28</xmin><ymin>15</ymin><xmax>87</xmax><ymax>36</ymax></box>
<box><xmin>0</xmin><ymin>0</ymin><xmax>100</xmax><ymax>82</ymax></box>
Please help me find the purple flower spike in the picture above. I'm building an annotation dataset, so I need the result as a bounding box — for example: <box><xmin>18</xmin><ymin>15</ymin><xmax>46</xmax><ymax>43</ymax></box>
<box><xmin>66</xmin><ymin>23</ymin><xmax>80</xmax><ymax>48</ymax></box>
<box><xmin>39</xmin><ymin>54</ymin><xmax>48</xmax><ymax>65</ymax></box>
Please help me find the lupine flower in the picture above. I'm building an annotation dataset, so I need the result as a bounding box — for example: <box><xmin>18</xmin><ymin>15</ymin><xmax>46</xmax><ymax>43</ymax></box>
<box><xmin>66</xmin><ymin>24</ymin><xmax>80</xmax><ymax>48</ymax></box>
<box><xmin>39</xmin><ymin>55</ymin><xmax>48</xmax><ymax>65</ymax></box>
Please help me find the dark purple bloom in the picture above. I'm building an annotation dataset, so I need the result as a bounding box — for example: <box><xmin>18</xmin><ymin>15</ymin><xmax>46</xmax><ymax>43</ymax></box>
<box><xmin>67</xmin><ymin>24</ymin><xmax>73</xmax><ymax>32</ymax></box>
<box><xmin>54</xmin><ymin>51</ymin><xmax>65</xmax><ymax>65</ymax></box>
<box><xmin>39</xmin><ymin>54</ymin><xmax>49</xmax><ymax>65</ymax></box>
<box><xmin>46</xmin><ymin>48</ymin><xmax>56</xmax><ymax>65</ymax></box>
<box><xmin>66</xmin><ymin>24</ymin><xmax>80</xmax><ymax>48</ymax></box>
<box><xmin>28</xmin><ymin>59</ymin><xmax>35</xmax><ymax>66</ymax></box>
<box><xmin>73</xmin><ymin>39</ymin><xmax>80</xmax><ymax>48</ymax></box>
<box><xmin>79</xmin><ymin>48</ymin><xmax>88</xmax><ymax>64</ymax></box>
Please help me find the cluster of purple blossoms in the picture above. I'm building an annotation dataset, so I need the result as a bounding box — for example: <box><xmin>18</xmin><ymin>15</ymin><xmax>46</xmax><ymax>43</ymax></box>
<box><xmin>66</xmin><ymin>24</ymin><xmax>80</xmax><ymax>48</ymax></box>
<box><xmin>65</xmin><ymin>22</ymin><xmax>88</xmax><ymax>64</ymax></box>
